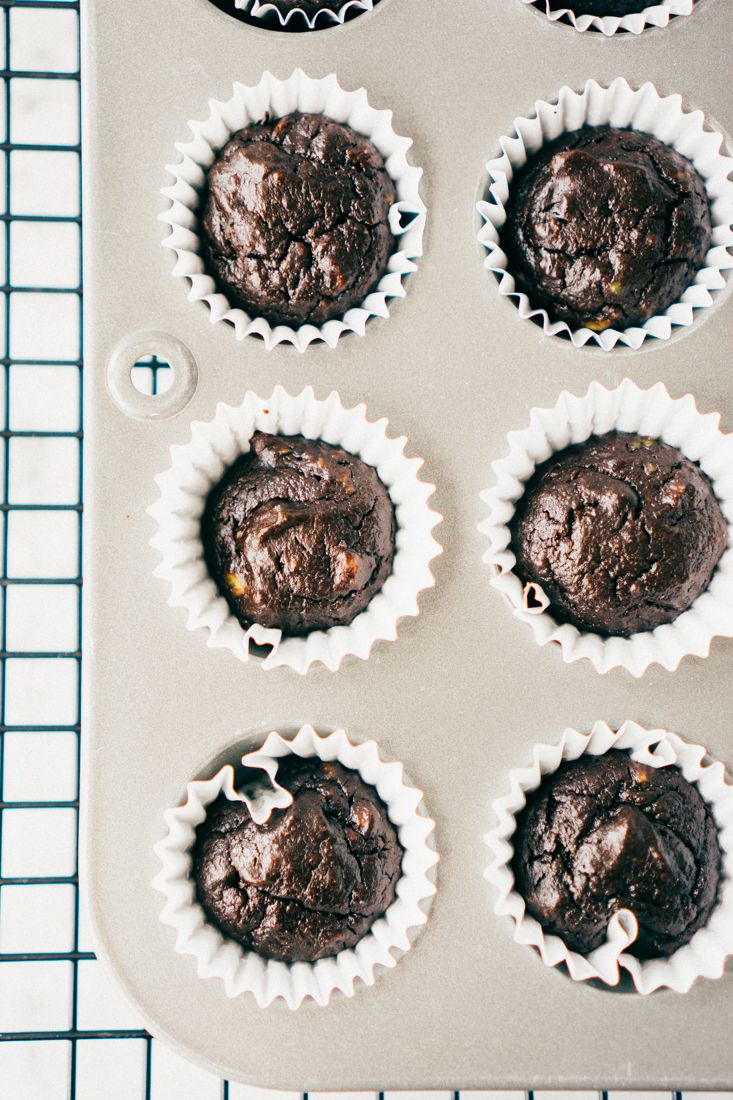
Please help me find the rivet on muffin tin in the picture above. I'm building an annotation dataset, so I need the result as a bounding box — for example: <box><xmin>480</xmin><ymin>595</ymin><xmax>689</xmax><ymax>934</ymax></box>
<box><xmin>106</xmin><ymin>330</ymin><xmax>198</xmax><ymax>421</ymax></box>
<box><xmin>476</xmin><ymin>78</ymin><xmax>733</xmax><ymax>350</ymax></box>
<box><xmin>148</xmin><ymin>386</ymin><xmax>443</xmax><ymax>674</ymax></box>
<box><xmin>161</xmin><ymin>69</ymin><xmax>426</xmax><ymax>353</ymax></box>
<box><xmin>479</xmin><ymin>378</ymin><xmax>733</xmax><ymax>676</ymax></box>
<box><xmin>153</xmin><ymin>725</ymin><xmax>438</xmax><ymax>1009</ymax></box>
<box><xmin>521</xmin><ymin>0</ymin><xmax>695</xmax><ymax>36</ymax></box>
<box><xmin>485</xmin><ymin>719</ymin><xmax>733</xmax><ymax>994</ymax></box>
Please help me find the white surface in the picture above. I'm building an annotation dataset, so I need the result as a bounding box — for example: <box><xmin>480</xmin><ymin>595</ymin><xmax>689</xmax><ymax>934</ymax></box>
<box><xmin>10</xmin><ymin>364</ymin><xmax>80</xmax><ymax>431</ymax></box>
<box><xmin>75</xmin><ymin>960</ymin><xmax>146</xmax><ymax>1032</ymax></box>
<box><xmin>11</xmin><ymin>150</ymin><xmax>79</xmax><ymax>216</ymax></box>
<box><xmin>0</xmin><ymin>883</ymin><xmax>76</xmax><ymax>953</ymax></box>
<box><xmin>3</xmin><ymin>731</ymin><xmax>77</xmax><ymax>800</ymax></box>
<box><xmin>7</xmin><ymin>510</ymin><xmax>80</xmax><ymax>576</ymax></box>
<box><xmin>0</xmin><ymin>961</ymin><xmax>73</xmax><ymax>1031</ymax></box>
<box><xmin>9</xmin><ymin>292</ymin><xmax>80</xmax><ymax>360</ymax></box>
<box><xmin>0</xmin><ymin>1042</ymin><xmax>71</xmax><ymax>1100</ymax></box>
<box><xmin>75</xmin><ymin>1039</ymin><xmax>147</xmax><ymax>1100</ymax></box>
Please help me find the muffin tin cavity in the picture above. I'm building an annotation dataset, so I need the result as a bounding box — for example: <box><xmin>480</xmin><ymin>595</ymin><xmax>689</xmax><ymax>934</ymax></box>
<box><xmin>206</xmin><ymin>0</ymin><xmax>380</xmax><ymax>32</ymax></box>
<box><xmin>153</xmin><ymin>725</ymin><xmax>438</xmax><ymax>1008</ymax></box>
<box><xmin>477</xmin><ymin>78</ymin><xmax>733</xmax><ymax>351</ymax></box>
<box><xmin>480</xmin><ymin>378</ymin><xmax>733</xmax><ymax>676</ymax></box>
<box><xmin>485</xmin><ymin>719</ymin><xmax>733</xmax><ymax>994</ymax></box>
<box><xmin>521</xmin><ymin>0</ymin><xmax>696</xmax><ymax>35</ymax></box>
<box><xmin>161</xmin><ymin>70</ymin><xmax>425</xmax><ymax>352</ymax></box>
<box><xmin>148</xmin><ymin>386</ymin><xmax>442</xmax><ymax>674</ymax></box>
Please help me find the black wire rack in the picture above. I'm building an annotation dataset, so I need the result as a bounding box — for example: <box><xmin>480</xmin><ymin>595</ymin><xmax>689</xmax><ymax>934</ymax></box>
<box><xmin>0</xmin><ymin>1</ymin><xmax>726</xmax><ymax>1096</ymax></box>
<box><xmin>0</xmin><ymin>0</ymin><xmax>86</xmax><ymax>1093</ymax></box>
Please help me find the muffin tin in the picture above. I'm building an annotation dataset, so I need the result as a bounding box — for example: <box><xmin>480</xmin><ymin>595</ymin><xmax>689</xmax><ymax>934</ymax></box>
<box><xmin>81</xmin><ymin>0</ymin><xmax>733</xmax><ymax>1090</ymax></box>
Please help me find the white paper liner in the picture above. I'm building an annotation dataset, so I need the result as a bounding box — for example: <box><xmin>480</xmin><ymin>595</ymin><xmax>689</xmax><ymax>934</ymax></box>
<box><xmin>148</xmin><ymin>385</ymin><xmax>442</xmax><ymax>675</ymax></box>
<box><xmin>152</xmin><ymin>725</ymin><xmax>438</xmax><ymax>1009</ymax></box>
<box><xmin>522</xmin><ymin>0</ymin><xmax>694</xmax><ymax>36</ymax></box>
<box><xmin>234</xmin><ymin>0</ymin><xmax>373</xmax><ymax>30</ymax></box>
<box><xmin>478</xmin><ymin>377</ymin><xmax>733</xmax><ymax>677</ymax></box>
<box><xmin>160</xmin><ymin>69</ymin><xmax>425</xmax><ymax>353</ymax></box>
<box><xmin>476</xmin><ymin>77</ymin><xmax>733</xmax><ymax>350</ymax></box>
<box><xmin>485</xmin><ymin>719</ymin><xmax>733</xmax><ymax>994</ymax></box>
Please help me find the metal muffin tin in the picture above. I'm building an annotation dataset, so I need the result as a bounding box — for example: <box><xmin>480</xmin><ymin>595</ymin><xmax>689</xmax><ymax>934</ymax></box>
<box><xmin>81</xmin><ymin>0</ymin><xmax>733</xmax><ymax>1089</ymax></box>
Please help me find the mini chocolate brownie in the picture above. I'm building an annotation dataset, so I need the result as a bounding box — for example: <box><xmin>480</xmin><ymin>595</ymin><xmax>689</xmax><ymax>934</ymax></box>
<box><xmin>560</xmin><ymin>0</ymin><xmax>654</xmax><ymax>12</ymax></box>
<box><xmin>203</xmin><ymin>431</ymin><xmax>395</xmax><ymax>635</ymax></box>
<box><xmin>501</xmin><ymin>126</ymin><xmax>711</xmax><ymax>332</ymax></box>
<box><xmin>200</xmin><ymin>112</ymin><xmax>395</xmax><ymax>327</ymax></box>
<box><xmin>193</xmin><ymin>758</ymin><xmax>403</xmax><ymax>963</ymax></box>
<box><xmin>511</xmin><ymin>432</ymin><xmax>727</xmax><ymax>637</ymax></box>
<box><xmin>265</xmin><ymin>0</ymin><xmax>346</xmax><ymax>14</ymax></box>
<box><xmin>512</xmin><ymin>751</ymin><xmax>721</xmax><ymax>958</ymax></box>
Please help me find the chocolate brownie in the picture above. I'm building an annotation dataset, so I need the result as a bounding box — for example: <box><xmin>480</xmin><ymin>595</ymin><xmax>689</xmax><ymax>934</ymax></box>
<box><xmin>559</xmin><ymin>0</ymin><xmax>655</xmax><ymax>12</ymax></box>
<box><xmin>501</xmin><ymin>126</ymin><xmax>711</xmax><ymax>332</ymax></box>
<box><xmin>203</xmin><ymin>430</ymin><xmax>395</xmax><ymax>635</ymax></box>
<box><xmin>512</xmin><ymin>750</ymin><xmax>721</xmax><ymax>958</ymax></box>
<box><xmin>265</xmin><ymin>0</ymin><xmax>348</xmax><ymax>14</ymax></box>
<box><xmin>511</xmin><ymin>432</ymin><xmax>727</xmax><ymax>637</ymax></box>
<box><xmin>200</xmin><ymin>112</ymin><xmax>395</xmax><ymax>327</ymax></box>
<box><xmin>193</xmin><ymin>758</ymin><xmax>403</xmax><ymax>963</ymax></box>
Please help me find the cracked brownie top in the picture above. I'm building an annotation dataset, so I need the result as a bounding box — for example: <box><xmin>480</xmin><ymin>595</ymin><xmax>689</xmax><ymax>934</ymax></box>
<box><xmin>512</xmin><ymin>750</ymin><xmax>721</xmax><ymax>959</ymax></box>
<box><xmin>193</xmin><ymin>758</ymin><xmax>404</xmax><ymax>963</ymax></box>
<box><xmin>501</xmin><ymin>125</ymin><xmax>711</xmax><ymax>332</ymax></box>
<box><xmin>202</xmin><ymin>430</ymin><xmax>395</xmax><ymax>636</ymax></box>
<box><xmin>510</xmin><ymin>431</ymin><xmax>727</xmax><ymax>637</ymax></box>
<box><xmin>199</xmin><ymin>111</ymin><xmax>395</xmax><ymax>328</ymax></box>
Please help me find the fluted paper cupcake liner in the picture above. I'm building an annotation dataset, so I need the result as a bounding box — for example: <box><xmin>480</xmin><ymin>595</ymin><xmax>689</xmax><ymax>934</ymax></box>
<box><xmin>485</xmin><ymin>719</ymin><xmax>733</xmax><ymax>994</ymax></box>
<box><xmin>522</xmin><ymin>0</ymin><xmax>694</xmax><ymax>36</ymax></box>
<box><xmin>476</xmin><ymin>78</ymin><xmax>733</xmax><ymax>350</ymax></box>
<box><xmin>479</xmin><ymin>377</ymin><xmax>733</xmax><ymax>676</ymax></box>
<box><xmin>148</xmin><ymin>385</ymin><xmax>442</xmax><ymax>674</ymax></box>
<box><xmin>234</xmin><ymin>0</ymin><xmax>373</xmax><ymax>29</ymax></box>
<box><xmin>160</xmin><ymin>69</ymin><xmax>425</xmax><ymax>353</ymax></box>
<box><xmin>152</xmin><ymin>725</ymin><xmax>438</xmax><ymax>1009</ymax></box>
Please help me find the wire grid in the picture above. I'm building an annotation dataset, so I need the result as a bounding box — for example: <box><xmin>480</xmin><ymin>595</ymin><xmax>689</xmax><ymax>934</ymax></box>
<box><xmin>0</xmin><ymin>1</ymin><xmax>728</xmax><ymax>1097</ymax></box>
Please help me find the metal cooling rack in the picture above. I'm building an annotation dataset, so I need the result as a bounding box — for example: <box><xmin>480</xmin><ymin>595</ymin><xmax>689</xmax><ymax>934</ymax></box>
<box><xmin>0</xmin><ymin>0</ymin><xmax>729</xmax><ymax>1095</ymax></box>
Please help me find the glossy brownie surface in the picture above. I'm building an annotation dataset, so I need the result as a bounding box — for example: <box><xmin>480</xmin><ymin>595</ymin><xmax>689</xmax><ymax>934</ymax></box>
<box><xmin>203</xmin><ymin>430</ymin><xmax>396</xmax><ymax>635</ymax></box>
<box><xmin>200</xmin><ymin>111</ymin><xmax>395</xmax><ymax>327</ymax></box>
<box><xmin>511</xmin><ymin>431</ymin><xmax>727</xmax><ymax>637</ymax></box>
<box><xmin>512</xmin><ymin>750</ymin><xmax>721</xmax><ymax>958</ymax></box>
<box><xmin>193</xmin><ymin>758</ymin><xmax>403</xmax><ymax>962</ymax></box>
<box><xmin>502</xmin><ymin>126</ymin><xmax>711</xmax><ymax>332</ymax></box>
